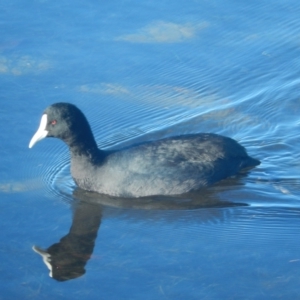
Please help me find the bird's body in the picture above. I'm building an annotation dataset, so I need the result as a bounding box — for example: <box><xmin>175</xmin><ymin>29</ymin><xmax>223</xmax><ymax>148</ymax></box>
<box><xmin>29</xmin><ymin>103</ymin><xmax>260</xmax><ymax>198</ymax></box>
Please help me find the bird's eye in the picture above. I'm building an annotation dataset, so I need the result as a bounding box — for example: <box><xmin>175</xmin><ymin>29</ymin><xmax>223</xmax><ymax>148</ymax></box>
<box><xmin>51</xmin><ymin>120</ymin><xmax>57</xmax><ymax>125</ymax></box>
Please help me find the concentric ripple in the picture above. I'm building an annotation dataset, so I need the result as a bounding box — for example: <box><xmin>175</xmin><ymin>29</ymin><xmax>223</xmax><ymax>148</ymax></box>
<box><xmin>44</xmin><ymin>154</ymin><xmax>75</xmax><ymax>202</ymax></box>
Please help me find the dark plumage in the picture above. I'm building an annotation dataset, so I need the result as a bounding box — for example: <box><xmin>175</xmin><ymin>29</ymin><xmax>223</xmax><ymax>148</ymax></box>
<box><xmin>29</xmin><ymin>103</ymin><xmax>260</xmax><ymax>197</ymax></box>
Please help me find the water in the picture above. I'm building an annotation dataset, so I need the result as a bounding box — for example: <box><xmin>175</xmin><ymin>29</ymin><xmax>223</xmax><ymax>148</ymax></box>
<box><xmin>1</xmin><ymin>0</ymin><xmax>300</xmax><ymax>298</ymax></box>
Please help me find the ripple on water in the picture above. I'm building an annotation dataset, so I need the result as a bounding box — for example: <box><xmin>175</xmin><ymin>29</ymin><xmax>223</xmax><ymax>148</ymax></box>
<box><xmin>45</xmin><ymin>157</ymin><xmax>75</xmax><ymax>202</ymax></box>
<box><xmin>220</xmin><ymin>206</ymin><xmax>300</xmax><ymax>245</ymax></box>
<box><xmin>26</xmin><ymin>141</ymin><xmax>75</xmax><ymax>202</ymax></box>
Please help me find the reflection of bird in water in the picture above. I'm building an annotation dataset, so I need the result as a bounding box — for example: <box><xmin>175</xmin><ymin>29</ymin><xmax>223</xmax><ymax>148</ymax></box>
<box><xmin>33</xmin><ymin>201</ymin><xmax>102</xmax><ymax>281</ymax></box>
<box><xmin>29</xmin><ymin>103</ymin><xmax>260</xmax><ymax>198</ymax></box>
<box><xmin>32</xmin><ymin>183</ymin><xmax>247</xmax><ymax>281</ymax></box>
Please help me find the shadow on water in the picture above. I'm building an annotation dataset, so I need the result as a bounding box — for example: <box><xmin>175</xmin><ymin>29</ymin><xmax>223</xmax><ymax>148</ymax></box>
<box><xmin>32</xmin><ymin>174</ymin><xmax>251</xmax><ymax>281</ymax></box>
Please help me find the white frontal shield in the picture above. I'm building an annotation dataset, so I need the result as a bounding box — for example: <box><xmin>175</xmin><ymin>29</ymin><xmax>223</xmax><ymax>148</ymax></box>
<box><xmin>29</xmin><ymin>114</ymin><xmax>48</xmax><ymax>148</ymax></box>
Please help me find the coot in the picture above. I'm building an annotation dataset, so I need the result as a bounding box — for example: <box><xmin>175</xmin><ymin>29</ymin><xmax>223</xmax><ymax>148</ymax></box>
<box><xmin>29</xmin><ymin>103</ymin><xmax>260</xmax><ymax>197</ymax></box>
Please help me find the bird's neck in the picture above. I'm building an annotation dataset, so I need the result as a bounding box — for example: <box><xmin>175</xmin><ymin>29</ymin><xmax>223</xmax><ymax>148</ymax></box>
<box><xmin>66</xmin><ymin>132</ymin><xmax>105</xmax><ymax>165</ymax></box>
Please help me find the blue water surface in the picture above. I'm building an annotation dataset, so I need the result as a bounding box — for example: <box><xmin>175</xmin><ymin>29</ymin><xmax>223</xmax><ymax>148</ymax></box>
<box><xmin>1</xmin><ymin>0</ymin><xmax>300</xmax><ymax>299</ymax></box>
